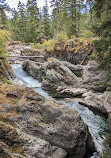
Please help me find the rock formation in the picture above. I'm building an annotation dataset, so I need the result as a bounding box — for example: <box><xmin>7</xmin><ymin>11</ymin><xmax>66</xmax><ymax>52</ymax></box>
<box><xmin>0</xmin><ymin>84</ymin><xmax>95</xmax><ymax>158</ymax></box>
<box><xmin>45</xmin><ymin>39</ymin><xmax>94</xmax><ymax>65</ymax></box>
<box><xmin>23</xmin><ymin>58</ymin><xmax>110</xmax><ymax>116</ymax></box>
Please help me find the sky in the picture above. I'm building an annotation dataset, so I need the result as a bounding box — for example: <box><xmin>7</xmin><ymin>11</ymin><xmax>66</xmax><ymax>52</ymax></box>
<box><xmin>6</xmin><ymin>0</ymin><xmax>52</xmax><ymax>17</ymax></box>
<box><xmin>6</xmin><ymin>0</ymin><xmax>50</xmax><ymax>9</ymax></box>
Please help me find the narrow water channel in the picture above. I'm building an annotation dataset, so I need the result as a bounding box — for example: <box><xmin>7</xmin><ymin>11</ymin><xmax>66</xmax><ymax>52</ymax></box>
<box><xmin>11</xmin><ymin>64</ymin><xmax>110</xmax><ymax>158</ymax></box>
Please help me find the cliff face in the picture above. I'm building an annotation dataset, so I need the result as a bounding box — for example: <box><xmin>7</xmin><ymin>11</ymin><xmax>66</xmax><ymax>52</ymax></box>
<box><xmin>0</xmin><ymin>84</ymin><xmax>95</xmax><ymax>158</ymax></box>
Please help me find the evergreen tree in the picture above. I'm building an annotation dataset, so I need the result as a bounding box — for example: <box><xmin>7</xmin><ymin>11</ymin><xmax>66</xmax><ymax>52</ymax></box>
<box><xmin>51</xmin><ymin>0</ymin><xmax>87</xmax><ymax>38</ymax></box>
<box><xmin>51</xmin><ymin>0</ymin><xmax>60</xmax><ymax>38</ymax></box>
<box><xmin>42</xmin><ymin>0</ymin><xmax>52</xmax><ymax>40</ymax></box>
<box><xmin>17</xmin><ymin>1</ymin><xmax>27</xmax><ymax>42</ymax></box>
<box><xmin>93</xmin><ymin>0</ymin><xmax>111</xmax><ymax>84</ymax></box>
<box><xmin>37</xmin><ymin>8</ymin><xmax>45</xmax><ymax>43</ymax></box>
<box><xmin>86</xmin><ymin>0</ymin><xmax>94</xmax><ymax>24</ymax></box>
<box><xmin>70</xmin><ymin>0</ymin><xmax>77</xmax><ymax>37</ymax></box>
<box><xmin>10</xmin><ymin>8</ymin><xmax>19</xmax><ymax>40</ymax></box>
<box><xmin>26</xmin><ymin>0</ymin><xmax>39</xmax><ymax>42</ymax></box>
<box><xmin>0</xmin><ymin>0</ymin><xmax>10</xmax><ymax>30</ymax></box>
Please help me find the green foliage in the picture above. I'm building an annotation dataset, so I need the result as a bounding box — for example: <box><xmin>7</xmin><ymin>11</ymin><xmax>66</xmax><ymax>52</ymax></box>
<box><xmin>88</xmin><ymin>54</ymin><xmax>96</xmax><ymax>60</ymax></box>
<box><xmin>74</xmin><ymin>71</ymin><xmax>83</xmax><ymax>78</ymax></box>
<box><xmin>56</xmin><ymin>32</ymin><xmax>68</xmax><ymax>42</ymax></box>
<box><xmin>3</xmin><ymin>78</ymin><xmax>12</xmax><ymax>84</ymax></box>
<box><xmin>0</xmin><ymin>30</ymin><xmax>9</xmax><ymax>57</ymax></box>
<box><xmin>101</xmin><ymin>150</ymin><xmax>111</xmax><ymax>158</ymax></box>
<box><xmin>9</xmin><ymin>0</ymin><xmax>95</xmax><ymax>43</ymax></box>
<box><xmin>31</xmin><ymin>43</ymin><xmax>36</xmax><ymax>49</ymax></box>
<box><xmin>101</xmin><ymin>134</ymin><xmax>111</xmax><ymax>158</ymax></box>
<box><xmin>93</xmin><ymin>0</ymin><xmax>111</xmax><ymax>83</ymax></box>
<box><xmin>0</xmin><ymin>0</ymin><xmax>10</xmax><ymax>30</ymax></box>
<box><xmin>36</xmin><ymin>39</ymin><xmax>57</xmax><ymax>49</ymax></box>
<box><xmin>42</xmin><ymin>0</ymin><xmax>53</xmax><ymax>40</ymax></box>
<box><xmin>33</xmin><ymin>32</ymin><xmax>68</xmax><ymax>49</ymax></box>
<box><xmin>79</xmin><ymin>30</ymin><xmax>94</xmax><ymax>39</ymax></box>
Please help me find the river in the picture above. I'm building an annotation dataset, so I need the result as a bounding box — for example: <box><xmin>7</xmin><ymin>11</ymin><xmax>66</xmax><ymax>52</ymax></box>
<box><xmin>11</xmin><ymin>64</ymin><xmax>110</xmax><ymax>158</ymax></box>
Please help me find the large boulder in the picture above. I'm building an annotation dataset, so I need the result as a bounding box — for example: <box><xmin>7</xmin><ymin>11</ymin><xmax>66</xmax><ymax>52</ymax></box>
<box><xmin>0</xmin><ymin>84</ymin><xmax>95</xmax><ymax>158</ymax></box>
<box><xmin>22</xmin><ymin>60</ymin><xmax>44</xmax><ymax>81</ymax></box>
<box><xmin>23</xmin><ymin>59</ymin><xmax>106</xmax><ymax>94</ymax></box>
<box><xmin>23</xmin><ymin>58</ymin><xmax>78</xmax><ymax>92</ymax></box>
<box><xmin>80</xmin><ymin>92</ymin><xmax>107</xmax><ymax>114</ymax></box>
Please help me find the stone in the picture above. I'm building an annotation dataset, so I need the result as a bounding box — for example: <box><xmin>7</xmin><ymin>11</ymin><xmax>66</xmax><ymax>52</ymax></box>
<box><xmin>0</xmin><ymin>84</ymin><xmax>95</xmax><ymax>158</ymax></box>
<box><xmin>23</xmin><ymin>59</ymin><xmax>78</xmax><ymax>92</ymax></box>
<box><xmin>81</xmin><ymin>92</ymin><xmax>107</xmax><ymax>114</ymax></box>
<box><xmin>59</xmin><ymin>88</ymin><xmax>87</xmax><ymax>97</ymax></box>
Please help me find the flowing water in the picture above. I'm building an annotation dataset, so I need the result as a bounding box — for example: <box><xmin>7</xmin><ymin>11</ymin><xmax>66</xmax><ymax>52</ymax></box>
<box><xmin>11</xmin><ymin>64</ymin><xmax>110</xmax><ymax>158</ymax></box>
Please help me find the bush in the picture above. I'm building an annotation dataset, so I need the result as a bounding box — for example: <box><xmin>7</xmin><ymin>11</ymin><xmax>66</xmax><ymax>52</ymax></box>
<box><xmin>36</xmin><ymin>39</ymin><xmax>57</xmax><ymax>49</ymax></box>
<box><xmin>79</xmin><ymin>30</ymin><xmax>94</xmax><ymax>39</ymax></box>
<box><xmin>3</xmin><ymin>78</ymin><xmax>12</xmax><ymax>84</ymax></box>
<box><xmin>0</xmin><ymin>30</ymin><xmax>9</xmax><ymax>57</ymax></box>
<box><xmin>32</xmin><ymin>32</ymin><xmax>68</xmax><ymax>50</ymax></box>
<box><xmin>56</xmin><ymin>32</ymin><xmax>68</xmax><ymax>42</ymax></box>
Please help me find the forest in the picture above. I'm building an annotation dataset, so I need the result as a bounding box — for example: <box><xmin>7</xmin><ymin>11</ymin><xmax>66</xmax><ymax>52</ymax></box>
<box><xmin>0</xmin><ymin>0</ymin><xmax>111</xmax><ymax>84</ymax></box>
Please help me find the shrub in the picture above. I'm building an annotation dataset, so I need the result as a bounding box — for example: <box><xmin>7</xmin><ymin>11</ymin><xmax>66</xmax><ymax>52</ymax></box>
<box><xmin>0</xmin><ymin>30</ymin><xmax>9</xmax><ymax>57</ymax></box>
<box><xmin>31</xmin><ymin>43</ymin><xmax>36</xmax><ymax>49</ymax></box>
<box><xmin>32</xmin><ymin>32</ymin><xmax>68</xmax><ymax>50</ymax></box>
<box><xmin>36</xmin><ymin>39</ymin><xmax>57</xmax><ymax>49</ymax></box>
<box><xmin>3</xmin><ymin>78</ymin><xmax>12</xmax><ymax>84</ymax></box>
<box><xmin>56</xmin><ymin>32</ymin><xmax>68</xmax><ymax>42</ymax></box>
<box><xmin>79</xmin><ymin>30</ymin><xmax>94</xmax><ymax>39</ymax></box>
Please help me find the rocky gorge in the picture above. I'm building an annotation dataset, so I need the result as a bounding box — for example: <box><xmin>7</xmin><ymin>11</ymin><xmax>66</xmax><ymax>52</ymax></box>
<box><xmin>0</xmin><ymin>83</ymin><xmax>95</xmax><ymax>158</ymax></box>
<box><xmin>22</xmin><ymin>58</ymin><xmax>110</xmax><ymax>116</ymax></box>
<box><xmin>0</xmin><ymin>40</ymin><xmax>111</xmax><ymax>158</ymax></box>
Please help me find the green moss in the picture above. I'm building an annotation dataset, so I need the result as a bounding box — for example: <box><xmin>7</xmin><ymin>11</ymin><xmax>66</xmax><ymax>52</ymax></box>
<box><xmin>28</xmin><ymin>51</ymin><xmax>32</xmax><ymax>55</ymax></box>
<box><xmin>3</xmin><ymin>78</ymin><xmax>12</xmax><ymax>84</ymax></box>
<box><xmin>74</xmin><ymin>71</ymin><xmax>83</xmax><ymax>78</ymax></box>
<box><xmin>88</xmin><ymin>55</ymin><xmax>97</xmax><ymax>60</ymax></box>
<box><xmin>101</xmin><ymin>134</ymin><xmax>111</xmax><ymax>158</ymax></box>
<box><xmin>98</xmin><ymin>81</ymin><xmax>111</xmax><ymax>89</ymax></box>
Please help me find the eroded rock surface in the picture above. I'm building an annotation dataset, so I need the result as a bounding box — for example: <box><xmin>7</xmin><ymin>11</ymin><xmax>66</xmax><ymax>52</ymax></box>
<box><xmin>0</xmin><ymin>84</ymin><xmax>95</xmax><ymax>158</ymax></box>
<box><xmin>22</xmin><ymin>58</ymin><xmax>110</xmax><ymax>116</ymax></box>
<box><xmin>45</xmin><ymin>39</ymin><xmax>94</xmax><ymax>65</ymax></box>
<box><xmin>23</xmin><ymin>59</ymin><xmax>105</xmax><ymax>93</ymax></box>
<box><xmin>23</xmin><ymin>58</ymin><xmax>78</xmax><ymax>91</ymax></box>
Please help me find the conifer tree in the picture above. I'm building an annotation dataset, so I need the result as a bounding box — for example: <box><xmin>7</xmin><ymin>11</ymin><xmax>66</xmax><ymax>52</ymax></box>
<box><xmin>11</xmin><ymin>8</ymin><xmax>19</xmax><ymax>40</ymax></box>
<box><xmin>93</xmin><ymin>0</ymin><xmax>111</xmax><ymax>84</ymax></box>
<box><xmin>17</xmin><ymin>1</ymin><xmax>27</xmax><ymax>42</ymax></box>
<box><xmin>37</xmin><ymin>8</ymin><xmax>46</xmax><ymax>43</ymax></box>
<box><xmin>51</xmin><ymin>0</ymin><xmax>60</xmax><ymax>38</ymax></box>
<box><xmin>42</xmin><ymin>0</ymin><xmax>52</xmax><ymax>40</ymax></box>
<box><xmin>0</xmin><ymin>0</ymin><xmax>10</xmax><ymax>30</ymax></box>
<box><xmin>26</xmin><ymin>0</ymin><xmax>39</xmax><ymax>42</ymax></box>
